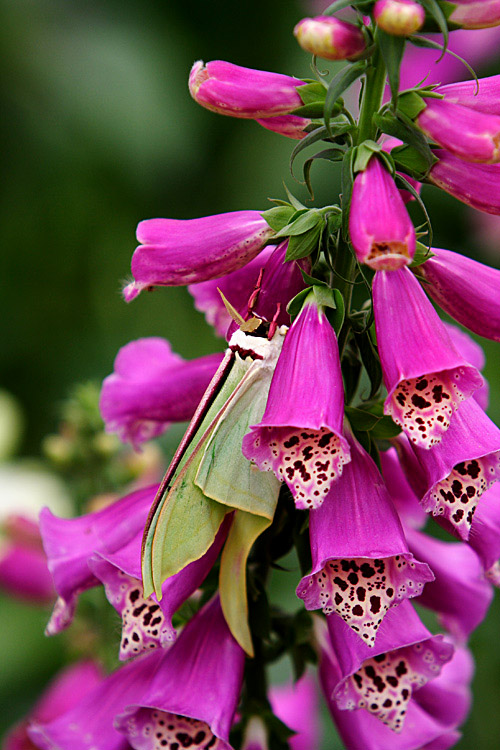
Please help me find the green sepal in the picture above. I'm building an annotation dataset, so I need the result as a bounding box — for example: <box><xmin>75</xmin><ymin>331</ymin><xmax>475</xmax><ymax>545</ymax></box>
<box><xmin>353</xmin><ymin>140</ymin><xmax>394</xmax><ymax>174</ymax></box>
<box><xmin>377</xmin><ymin>29</ymin><xmax>405</xmax><ymax>103</ymax></box>
<box><xmin>398</xmin><ymin>91</ymin><xmax>427</xmax><ymax>120</ymax></box>
<box><xmin>324</xmin><ymin>61</ymin><xmax>367</xmax><ymax>135</ymax></box>
<box><xmin>373</xmin><ymin>111</ymin><xmax>435</xmax><ymax>175</ymax></box>
<box><xmin>261</xmin><ymin>205</ymin><xmax>295</xmax><ymax>232</ymax></box>
<box><xmin>285</xmin><ymin>224</ymin><xmax>323</xmax><ymax>261</ymax></box>
<box><xmin>419</xmin><ymin>0</ymin><xmax>449</xmax><ymax>54</ymax></box>
<box><xmin>292</xmin><ymin>81</ymin><xmax>328</xmax><ymax>118</ymax></box>
<box><xmin>287</xmin><ymin>288</ymin><xmax>312</xmax><ymax>320</ymax></box>
<box><xmin>272</xmin><ymin>208</ymin><xmax>323</xmax><ymax>239</ymax></box>
<box><xmin>410</xmin><ymin>241</ymin><xmax>436</xmax><ymax>267</ymax></box>
<box><xmin>219</xmin><ymin>510</ymin><xmax>273</xmax><ymax>656</ymax></box>
<box><xmin>391</xmin><ymin>143</ymin><xmax>437</xmax><ymax>180</ymax></box>
<box><xmin>323</xmin><ymin>0</ymin><xmax>373</xmax><ymax>14</ymax></box>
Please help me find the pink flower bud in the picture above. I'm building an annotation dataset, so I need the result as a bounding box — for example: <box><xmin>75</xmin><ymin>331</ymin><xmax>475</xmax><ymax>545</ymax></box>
<box><xmin>255</xmin><ymin>114</ymin><xmax>311</xmax><ymax>139</ymax></box>
<box><xmin>374</xmin><ymin>0</ymin><xmax>425</xmax><ymax>36</ymax></box>
<box><xmin>189</xmin><ymin>60</ymin><xmax>306</xmax><ymax>119</ymax></box>
<box><xmin>449</xmin><ymin>0</ymin><xmax>500</xmax><ymax>30</ymax></box>
<box><xmin>417</xmin><ymin>98</ymin><xmax>500</xmax><ymax>163</ymax></box>
<box><xmin>293</xmin><ymin>16</ymin><xmax>366</xmax><ymax>61</ymax></box>
<box><xmin>349</xmin><ymin>155</ymin><xmax>416</xmax><ymax>270</ymax></box>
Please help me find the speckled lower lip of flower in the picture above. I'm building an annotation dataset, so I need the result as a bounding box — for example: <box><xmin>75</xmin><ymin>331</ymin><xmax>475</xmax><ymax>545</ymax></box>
<box><xmin>373</xmin><ymin>268</ymin><xmax>484</xmax><ymax>449</ymax></box>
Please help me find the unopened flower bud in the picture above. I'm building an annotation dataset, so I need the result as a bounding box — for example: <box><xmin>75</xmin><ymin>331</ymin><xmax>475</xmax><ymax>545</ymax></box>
<box><xmin>294</xmin><ymin>16</ymin><xmax>366</xmax><ymax>61</ymax></box>
<box><xmin>448</xmin><ymin>0</ymin><xmax>500</xmax><ymax>30</ymax></box>
<box><xmin>374</xmin><ymin>0</ymin><xmax>425</xmax><ymax>36</ymax></box>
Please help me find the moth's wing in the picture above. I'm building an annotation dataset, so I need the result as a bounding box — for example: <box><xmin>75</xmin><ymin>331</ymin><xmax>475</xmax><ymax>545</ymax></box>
<box><xmin>142</xmin><ymin>353</ymin><xmax>253</xmax><ymax>598</ymax></box>
<box><xmin>195</xmin><ymin>362</ymin><xmax>281</xmax><ymax>520</ymax></box>
<box><xmin>219</xmin><ymin>509</ymin><xmax>273</xmax><ymax>656</ymax></box>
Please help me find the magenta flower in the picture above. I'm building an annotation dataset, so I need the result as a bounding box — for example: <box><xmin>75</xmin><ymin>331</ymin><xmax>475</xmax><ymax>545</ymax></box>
<box><xmin>444</xmin><ymin>322</ymin><xmax>489</xmax><ymax>410</ymax></box>
<box><xmin>406</xmin><ymin>525</ymin><xmax>493</xmax><ymax>641</ymax></box>
<box><xmin>373</xmin><ymin>268</ymin><xmax>483</xmax><ymax>448</ymax></box>
<box><xmin>89</xmin><ymin>516</ymin><xmax>231</xmax><ymax>659</ymax></box>
<box><xmin>374</xmin><ymin>1</ymin><xmax>425</xmax><ymax>36</ymax></box>
<box><xmin>429</xmin><ymin>150</ymin><xmax>500</xmax><ymax>214</ymax></box>
<box><xmin>319</xmin><ymin>617</ymin><xmax>471</xmax><ymax>748</ymax></box>
<box><xmin>100</xmin><ymin>337</ymin><xmax>223</xmax><ymax>447</ymax></box>
<box><xmin>189</xmin><ymin>60</ymin><xmax>306</xmax><ymax>119</ymax></box>
<box><xmin>468</xmin><ymin>483</ymin><xmax>500</xmax><ymax>583</ymax></box>
<box><xmin>349</xmin><ymin>156</ymin><xmax>416</xmax><ymax>270</ymax></box>
<box><xmin>437</xmin><ymin>74</ymin><xmax>500</xmax><ymax>116</ymax></box>
<box><xmin>326</xmin><ymin>600</ymin><xmax>454</xmax><ymax>732</ymax></box>
<box><xmin>448</xmin><ymin>0</ymin><xmax>500</xmax><ymax>29</ymax></box>
<box><xmin>242</xmin><ymin>294</ymin><xmax>350</xmax><ymax>509</ymax></box>
<box><xmin>189</xmin><ymin>241</ymin><xmax>307</xmax><ymax>339</ymax></box>
<box><xmin>29</xmin><ymin>597</ymin><xmax>244</xmax><ymax>750</ymax></box>
<box><xmin>379</xmin><ymin>448</ymin><xmax>428</xmax><ymax>529</ymax></box>
<box><xmin>417</xmin><ymin>98</ymin><xmax>500</xmax><ymax>163</ymax></box>
<box><xmin>0</xmin><ymin>514</ymin><xmax>54</xmax><ymax>603</ymax></box>
<box><xmin>40</xmin><ymin>484</ymin><xmax>157</xmax><ymax>634</ymax></box>
<box><xmin>270</xmin><ymin>673</ymin><xmax>322</xmax><ymax>750</ymax></box>
<box><xmin>123</xmin><ymin>210</ymin><xmax>274</xmax><ymax>301</ymax></box>
<box><xmin>115</xmin><ymin>597</ymin><xmax>245</xmax><ymax>750</ymax></box>
<box><xmin>296</xmin><ymin>435</ymin><xmax>433</xmax><ymax>646</ymax></box>
<box><xmin>255</xmin><ymin>114</ymin><xmax>311</xmax><ymax>140</ymax></box>
<box><xmin>401</xmin><ymin>398</ymin><xmax>500</xmax><ymax>540</ymax></box>
<box><xmin>4</xmin><ymin>661</ymin><xmax>103</xmax><ymax>750</ymax></box>
<box><xmin>418</xmin><ymin>247</ymin><xmax>500</xmax><ymax>343</ymax></box>
<box><xmin>293</xmin><ymin>16</ymin><xmax>366</xmax><ymax>61</ymax></box>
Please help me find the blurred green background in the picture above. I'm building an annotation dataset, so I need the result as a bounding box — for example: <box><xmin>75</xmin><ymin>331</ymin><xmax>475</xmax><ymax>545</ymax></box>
<box><xmin>1</xmin><ymin>0</ymin><xmax>500</xmax><ymax>747</ymax></box>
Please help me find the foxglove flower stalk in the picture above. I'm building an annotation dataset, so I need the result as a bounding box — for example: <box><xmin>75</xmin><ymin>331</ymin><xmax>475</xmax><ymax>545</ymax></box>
<box><xmin>189</xmin><ymin>60</ymin><xmax>307</xmax><ymax>119</ymax></box>
<box><xmin>373</xmin><ymin>268</ymin><xmax>483</xmax><ymax>448</ymax></box>
<box><xmin>429</xmin><ymin>150</ymin><xmax>500</xmax><ymax>214</ymax></box>
<box><xmin>417</xmin><ymin>247</ymin><xmax>500</xmax><ymax>342</ymax></box>
<box><xmin>100</xmin><ymin>338</ymin><xmax>224</xmax><ymax>447</ymax></box>
<box><xmin>242</xmin><ymin>294</ymin><xmax>350</xmax><ymax>509</ymax></box>
<box><xmin>326</xmin><ymin>600</ymin><xmax>454</xmax><ymax>732</ymax></box>
<box><xmin>417</xmin><ymin>98</ymin><xmax>500</xmax><ymax>163</ymax></box>
<box><xmin>255</xmin><ymin>114</ymin><xmax>311</xmax><ymax>139</ymax></box>
<box><xmin>374</xmin><ymin>1</ymin><xmax>425</xmax><ymax>36</ymax></box>
<box><xmin>293</xmin><ymin>16</ymin><xmax>366</xmax><ymax>60</ymax></box>
<box><xmin>89</xmin><ymin>516</ymin><xmax>231</xmax><ymax>659</ymax></box>
<box><xmin>318</xmin><ymin>616</ymin><xmax>471</xmax><ymax>749</ymax></box>
<box><xmin>397</xmin><ymin>398</ymin><xmax>500</xmax><ymax>540</ymax></box>
<box><xmin>405</xmin><ymin>525</ymin><xmax>493</xmax><ymax>641</ymax></box>
<box><xmin>189</xmin><ymin>241</ymin><xmax>308</xmax><ymax>339</ymax></box>
<box><xmin>0</xmin><ymin>514</ymin><xmax>54</xmax><ymax>602</ymax></box>
<box><xmin>123</xmin><ymin>210</ymin><xmax>275</xmax><ymax>301</ymax></box>
<box><xmin>40</xmin><ymin>484</ymin><xmax>157</xmax><ymax>634</ymax></box>
<box><xmin>115</xmin><ymin>597</ymin><xmax>245</xmax><ymax>750</ymax></box>
<box><xmin>296</xmin><ymin>435</ymin><xmax>433</xmax><ymax>645</ymax></box>
<box><xmin>5</xmin><ymin>661</ymin><xmax>103</xmax><ymax>750</ymax></box>
<box><xmin>448</xmin><ymin>1</ymin><xmax>500</xmax><ymax>30</ymax></box>
<box><xmin>349</xmin><ymin>156</ymin><xmax>416</xmax><ymax>270</ymax></box>
<box><xmin>437</xmin><ymin>74</ymin><xmax>500</xmax><ymax>116</ymax></box>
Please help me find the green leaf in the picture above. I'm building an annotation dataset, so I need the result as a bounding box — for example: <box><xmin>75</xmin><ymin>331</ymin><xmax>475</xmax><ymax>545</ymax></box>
<box><xmin>377</xmin><ymin>29</ymin><xmax>405</xmax><ymax>103</ymax></box>
<box><xmin>260</xmin><ymin>205</ymin><xmax>295</xmax><ymax>232</ymax></box>
<box><xmin>287</xmin><ymin>287</ymin><xmax>312</xmax><ymax>320</ymax></box>
<box><xmin>354</xmin><ymin>330</ymin><xmax>383</xmax><ymax>399</ymax></box>
<box><xmin>410</xmin><ymin>241</ymin><xmax>436</xmax><ymax>267</ymax></box>
<box><xmin>323</xmin><ymin>0</ymin><xmax>370</xmax><ymax>13</ymax></box>
<box><xmin>292</xmin><ymin>82</ymin><xmax>328</xmax><ymax>118</ymax></box>
<box><xmin>419</xmin><ymin>0</ymin><xmax>449</xmax><ymax>56</ymax></box>
<box><xmin>273</xmin><ymin>209</ymin><xmax>323</xmax><ymax>239</ymax></box>
<box><xmin>398</xmin><ymin>91</ymin><xmax>427</xmax><ymax>120</ymax></box>
<box><xmin>285</xmin><ymin>223</ymin><xmax>323</xmax><ymax>261</ymax></box>
<box><xmin>219</xmin><ymin>510</ymin><xmax>273</xmax><ymax>656</ymax></box>
<box><xmin>303</xmin><ymin>147</ymin><xmax>346</xmax><ymax>198</ymax></box>
<box><xmin>283</xmin><ymin>183</ymin><xmax>306</xmax><ymax>211</ymax></box>
<box><xmin>324</xmin><ymin>62</ymin><xmax>366</xmax><ymax>134</ymax></box>
<box><xmin>371</xmin><ymin>416</ymin><xmax>402</xmax><ymax>440</ymax></box>
<box><xmin>300</xmin><ymin>270</ymin><xmax>328</xmax><ymax>287</ymax></box>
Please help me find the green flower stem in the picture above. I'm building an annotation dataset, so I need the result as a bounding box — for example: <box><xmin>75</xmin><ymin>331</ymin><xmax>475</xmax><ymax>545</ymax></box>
<box><xmin>356</xmin><ymin>46</ymin><xmax>387</xmax><ymax>145</ymax></box>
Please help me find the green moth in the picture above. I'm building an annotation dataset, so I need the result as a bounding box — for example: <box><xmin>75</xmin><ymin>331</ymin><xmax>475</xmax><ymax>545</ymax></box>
<box><xmin>141</xmin><ymin>324</ymin><xmax>285</xmax><ymax>654</ymax></box>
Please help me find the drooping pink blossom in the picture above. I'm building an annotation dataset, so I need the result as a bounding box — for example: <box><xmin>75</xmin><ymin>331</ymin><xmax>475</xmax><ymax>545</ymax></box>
<box><xmin>293</xmin><ymin>16</ymin><xmax>366</xmax><ymax>60</ymax></box>
<box><xmin>374</xmin><ymin>1</ymin><xmax>425</xmax><ymax>36</ymax></box>
<box><xmin>429</xmin><ymin>150</ymin><xmax>500</xmax><ymax>214</ymax></box>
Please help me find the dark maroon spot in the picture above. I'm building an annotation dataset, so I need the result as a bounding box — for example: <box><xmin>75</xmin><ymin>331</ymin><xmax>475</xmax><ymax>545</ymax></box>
<box><xmin>415</xmin><ymin>379</ymin><xmax>428</xmax><ymax>391</ymax></box>
<box><xmin>374</xmin><ymin>653</ymin><xmax>386</xmax><ymax>663</ymax></box>
<box><xmin>284</xmin><ymin>435</ymin><xmax>299</xmax><ymax>448</ymax></box>
<box><xmin>451</xmin><ymin>479</ymin><xmax>464</xmax><ymax>498</ymax></box>
<box><xmin>354</xmin><ymin>673</ymin><xmax>362</xmax><ymax>687</ymax></box>
<box><xmin>386</xmin><ymin>588</ymin><xmax>394</xmax><ymax>597</ymax></box>
<box><xmin>370</xmin><ymin>596</ymin><xmax>381</xmax><ymax>614</ymax></box>
<box><xmin>356</xmin><ymin>587</ymin><xmax>366</xmax><ymax>601</ymax></box>
<box><xmin>129</xmin><ymin>589</ymin><xmax>140</xmax><ymax>603</ymax></box>
<box><xmin>387</xmin><ymin>676</ymin><xmax>399</xmax><ymax>687</ymax></box>
<box><xmin>318</xmin><ymin>432</ymin><xmax>334</xmax><ymax>448</ymax></box>
<box><xmin>302</xmin><ymin>446</ymin><xmax>313</xmax><ymax>461</ymax></box>
<box><xmin>453</xmin><ymin>509</ymin><xmax>464</xmax><ymax>522</ymax></box>
<box><xmin>412</xmin><ymin>394</ymin><xmax>431</xmax><ymax>409</ymax></box>
<box><xmin>334</xmin><ymin>577</ymin><xmax>349</xmax><ymax>592</ymax></box>
<box><xmin>352</xmin><ymin>605</ymin><xmax>363</xmax><ymax>616</ymax></box>
<box><xmin>360</xmin><ymin>563</ymin><xmax>375</xmax><ymax>578</ymax></box>
<box><xmin>383</xmin><ymin>699</ymin><xmax>393</xmax><ymax>708</ymax></box>
<box><xmin>348</xmin><ymin>572</ymin><xmax>359</xmax><ymax>585</ymax></box>
<box><xmin>133</xmin><ymin>604</ymin><xmax>147</xmax><ymax>617</ymax></box>
<box><xmin>365</xmin><ymin>666</ymin><xmax>376</xmax><ymax>678</ymax></box>
<box><xmin>194</xmin><ymin>732</ymin><xmax>206</xmax><ymax>744</ymax></box>
<box><xmin>402</xmin><ymin>688</ymin><xmax>410</xmax><ymax>699</ymax></box>
<box><xmin>132</xmin><ymin>632</ymin><xmax>140</xmax><ymax>642</ymax></box>
<box><xmin>396</xmin><ymin>661</ymin><xmax>408</xmax><ymax>677</ymax></box>
<box><xmin>334</xmin><ymin>593</ymin><xmax>343</xmax><ymax>605</ymax></box>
